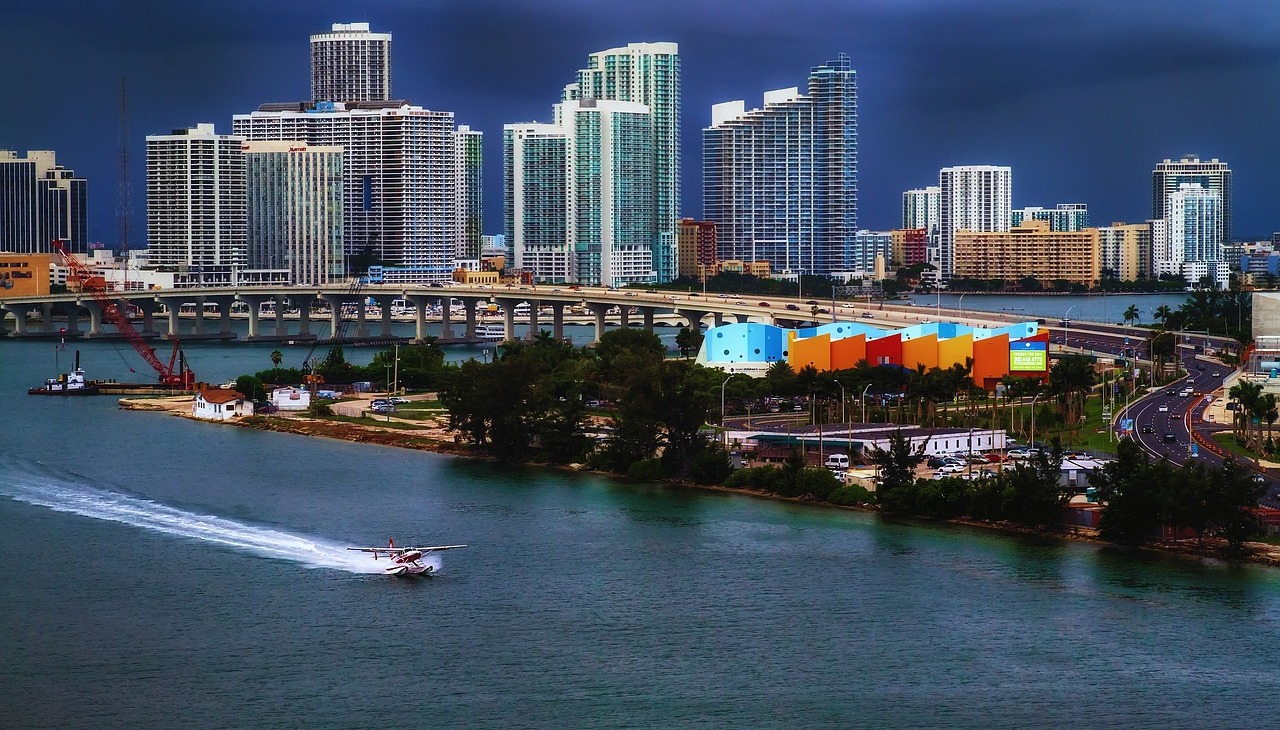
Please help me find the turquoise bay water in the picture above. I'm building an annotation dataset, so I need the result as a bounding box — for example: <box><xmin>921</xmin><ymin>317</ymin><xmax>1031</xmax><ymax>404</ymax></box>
<box><xmin>3</xmin><ymin>338</ymin><xmax>1280</xmax><ymax>728</ymax></box>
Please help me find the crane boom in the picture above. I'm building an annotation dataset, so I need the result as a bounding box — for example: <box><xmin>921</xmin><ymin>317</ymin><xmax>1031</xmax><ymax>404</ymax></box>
<box><xmin>53</xmin><ymin>241</ymin><xmax>194</xmax><ymax>387</ymax></box>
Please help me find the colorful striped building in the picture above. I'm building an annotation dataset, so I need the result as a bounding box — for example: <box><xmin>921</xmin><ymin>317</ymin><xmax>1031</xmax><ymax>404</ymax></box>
<box><xmin>695</xmin><ymin>320</ymin><xmax>1049</xmax><ymax>388</ymax></box>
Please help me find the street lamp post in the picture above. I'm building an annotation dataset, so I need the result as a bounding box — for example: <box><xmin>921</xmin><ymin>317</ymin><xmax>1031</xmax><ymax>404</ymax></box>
<box><xmin>861</xmin><ymin>384</ymin><xmax>872</xmax><ymax>423</ymax></box>
<box><xmin>958</xmin><ymin>292</ymin><xmax>967</xmax><ymax>323</ymax></box>
<box><xmin>1030</xmin><ymin>393</ymin><xmax>1042</xmax><ymax>450</ymax></box>
<box><xmin>1063</xmin><ymin>305</ymin><xmax>1079</xmax><ymax>353</ymax></box>
<box><xmin>720</xmin><ymin>375</ymin><xmax>734</xmax><ymax>450</ymax></box>
<box><xmin>833</xmin><ymin>380</ymin><xmax>846</xmax><ymax>424</ymax></box>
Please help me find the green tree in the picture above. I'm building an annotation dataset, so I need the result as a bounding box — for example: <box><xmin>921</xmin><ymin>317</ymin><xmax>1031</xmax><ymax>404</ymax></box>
<box><xmin>270</xmin><ymin>349</ymin><xmax>283</xmax><ymax>368</ymax></box>
<box><xmin>1123</xmin><ymin>305</ymin><xmax>1140</xmax><ymax>326</ymax></box>
<box><xmin>869</xmin><ymin>429</ymin><xmax>927</xmax><ymax>514</ymax></box>
<box><xmin>675</xmin><ymin>326</ymin><xmax>704</xmax><ymax>359</ymax></box>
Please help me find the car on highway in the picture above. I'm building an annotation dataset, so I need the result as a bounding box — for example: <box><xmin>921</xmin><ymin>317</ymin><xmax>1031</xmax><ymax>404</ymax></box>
<box><xmin>1212</xmin><ymin>372</ymin><xmax>1221</xmax><ymax>377</ymax></box>
<box><xmin>1163</xmin><ymin>432</ymin><xmax>1176</xmax><ymax>443</ymax></box>
<box><xmin>1141</xmin><ymin>425</ymin><xmax>1154</xmax><ymax>434</ymax></box>
<box><xmin>1165</xmin><ymin>390</ymin><xmax>1176</xmax><ymax>396</ymax></box>
<box><xmin>785</xmin><ymin>303</ymin><xmax>800</xmax><ymax>311</ymax></box>
<box><xmin>1158</xmin><ymin>405</ymin><xmax>1169</xmax><ymax>412</ymax></box>
<box><xmin>758</xmin><ymin>301</ymin><xmax>770</xmax><ymax>307</ymax></box>
<box><xmin>1171</xmin><ymin>413</ymin><xmax>1183</xmax><ymax>420</ymax></box>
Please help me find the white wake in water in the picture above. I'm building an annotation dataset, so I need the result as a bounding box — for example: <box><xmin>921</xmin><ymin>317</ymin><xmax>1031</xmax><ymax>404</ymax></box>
<box><xmin>0</xmin><ymin>471</ymin><xmax>410</xmax><ymax>574</ymax></box>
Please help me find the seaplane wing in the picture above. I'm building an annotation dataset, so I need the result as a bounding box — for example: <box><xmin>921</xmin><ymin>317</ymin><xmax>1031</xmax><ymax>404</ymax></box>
<box><xmin>415</xmin><ymin>544</ymin><xmax>468</xmax><ymax>553</ymax></box>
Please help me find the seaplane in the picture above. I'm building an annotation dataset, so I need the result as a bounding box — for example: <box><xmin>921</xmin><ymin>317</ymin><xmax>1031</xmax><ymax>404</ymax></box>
<box><xmin>347</xmin><ymin>539</ymin><xmax>467</xmax><ymax>577</ymax></box>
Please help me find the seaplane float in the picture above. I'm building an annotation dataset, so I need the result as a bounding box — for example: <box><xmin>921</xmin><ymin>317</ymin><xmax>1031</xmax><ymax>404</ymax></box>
<box><xmin>348</xmin><ymin>539</ymin><xmax>467</xmax><ymax>577</ymax></box>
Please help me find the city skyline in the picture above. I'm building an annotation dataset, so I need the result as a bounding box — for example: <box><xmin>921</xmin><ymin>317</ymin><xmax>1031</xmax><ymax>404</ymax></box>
<box><xmin>6</xmin><ymin>0</ymin><xmax>1280</xmax><ymax>248</ymax></box>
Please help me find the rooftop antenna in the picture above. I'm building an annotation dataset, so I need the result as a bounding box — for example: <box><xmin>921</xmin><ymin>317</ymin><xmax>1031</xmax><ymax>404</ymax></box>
<box><xmin>116</xmin><ymin>76</ymin><xmax>132</xmax><ymax>289</ymax></box>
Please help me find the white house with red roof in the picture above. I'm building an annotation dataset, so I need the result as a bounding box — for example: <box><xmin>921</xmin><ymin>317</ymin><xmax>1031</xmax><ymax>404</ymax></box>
<box><xmin>193</xmin><ymin>389</ymin><xmax>254</xmax><ymax>421</ymax></box>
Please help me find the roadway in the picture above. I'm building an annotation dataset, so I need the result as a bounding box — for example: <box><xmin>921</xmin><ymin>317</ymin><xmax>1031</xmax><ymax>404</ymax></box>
<box><xmin>1117</xmin><ymin>349</ymin><xmax>1280</xmax><ymax>506</ymax></box>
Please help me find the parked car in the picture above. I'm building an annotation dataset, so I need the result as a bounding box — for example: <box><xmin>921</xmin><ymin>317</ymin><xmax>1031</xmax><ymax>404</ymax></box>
<box><xmin>940</xmin><ymin>464</ymin><xmax>965</xmax><ymax>474</ymax></box>
<box><xmin>388</xmin><ymin>396</ymin><xmax>409</xmax><ymax>404</ymax></box>
<box><xmin>927</xmin><ymin>457</ymin><xmax>948</xmax><ymax>469</ymax></box>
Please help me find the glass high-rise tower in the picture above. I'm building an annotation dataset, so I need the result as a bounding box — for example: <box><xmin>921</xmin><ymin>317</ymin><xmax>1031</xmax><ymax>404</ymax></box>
<box><xmin>1153</xmin><ymin>155</ymin><xmax>1230</xmax><ymax>246</ymax></box>
<box><xmin>563</xmin><ymin>42</ymin><xmax>679</xmax><ymax>282</ymax></box>
<box><xmin>703</xmin><ymin>54</ymin><xmax>858</xmax><ymax>276</ymax></box>
<box><xmin>310</xmin><ymin>22</ymin><xmax>392</xmax><ymax>103</ymax></box>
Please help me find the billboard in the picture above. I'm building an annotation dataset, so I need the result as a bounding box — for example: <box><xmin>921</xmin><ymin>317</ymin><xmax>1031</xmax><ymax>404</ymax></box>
<box><xmin>1009</xmin><ymin>340</ymin><xmax>1048</xmax><ymax>372</ymax></box>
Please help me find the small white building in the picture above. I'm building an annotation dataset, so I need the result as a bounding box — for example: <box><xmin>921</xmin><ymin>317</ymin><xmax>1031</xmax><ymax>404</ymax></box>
<box><xmin>270</xmin><ymin>386</ymin><xmax>311</xmax><ymax>412</ymax></box>
<box><xmin>193</xmin><ymin>389</ymin><xmax>254</xmax><ymax>421</ymax></box>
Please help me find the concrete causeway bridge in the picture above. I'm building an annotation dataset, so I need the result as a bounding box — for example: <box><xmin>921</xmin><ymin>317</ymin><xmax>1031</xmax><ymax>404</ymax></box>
<box><xmin>0</xmin><ymin>284</ymin><xmax>808</xmax><ymax>344</ymax></box>
<box><xmin>1</xmin><ymin>282</ymin><xmax>1207</xmax><ymax>356</ymax></box>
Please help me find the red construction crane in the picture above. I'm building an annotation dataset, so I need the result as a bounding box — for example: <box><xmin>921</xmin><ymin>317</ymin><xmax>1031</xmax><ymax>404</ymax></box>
<box><xmin>53</xmin><ymin>241</ymin><xmax>195</xmax><ymax>387</ymax></box>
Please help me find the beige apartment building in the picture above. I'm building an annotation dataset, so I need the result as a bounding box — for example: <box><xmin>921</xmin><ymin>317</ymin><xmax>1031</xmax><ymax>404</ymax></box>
<box><xmin>1097</xmin><ymin>222</ymin><xmax>1152</xmax><ymax>281</ymax></box>
<box><xmin>954</xmin><ymin>219</ymin><xmax>1100</xmax><ymax>287</ymax></box>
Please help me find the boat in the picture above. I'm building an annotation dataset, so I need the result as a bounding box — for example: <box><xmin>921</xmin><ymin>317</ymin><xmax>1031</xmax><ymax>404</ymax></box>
<box><xmin>476</xmin><ymin>323</ymin><xmax>506</xmax><ymax>342</ymax></box>
<box><xmin>28</xmin><ymin>350</ymin><xmax>101</xmax><ymax>396</ymax></box>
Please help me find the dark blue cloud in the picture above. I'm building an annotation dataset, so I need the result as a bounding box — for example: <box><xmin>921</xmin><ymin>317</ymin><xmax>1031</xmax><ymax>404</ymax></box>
<box><xmin>5</xmin><ymin>0</ymin><xmax>1280</xmax><ymax>247</ymax></box>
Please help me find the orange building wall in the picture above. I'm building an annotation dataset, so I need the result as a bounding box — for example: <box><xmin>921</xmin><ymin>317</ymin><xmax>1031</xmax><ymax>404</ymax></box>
<box><xmin>937</xmin><ymin>332</ymin><xmax>973</xmax><ymax>370</ymax></box>
<box><xmin>0</xmin><ymin>253</ymin><xmax>50</xmax><ymax>297</ymax></box>
<box><xmin>901</xmin><ymin>333</ymin><xmax>938</xmax><ymax>372</ymax></box>
<box><xmin>971</xmin><ymin>334</ymin><xmax>1010</xmax><ymax>388</ymax></box>
<box><xmin>830</xmin><ymin>334</ymin><xmax>866</xmax><ymax>370</ymax></box>
<box><xmin>788</xmin><ymin>333</ymin><xmax>831</xmax><ymax>372</ymax></box>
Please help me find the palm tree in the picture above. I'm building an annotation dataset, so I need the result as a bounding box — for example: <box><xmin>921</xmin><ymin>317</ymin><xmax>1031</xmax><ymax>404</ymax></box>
<box><xmin>1228</xmin><ymin>380</ymin><xmax>1263</xmax><ymax>449</ymax></box>
<box><xmin>1123</xmin><ymin>305</ymin><xmax>1140</xmax><ymax>326</ymax></box>
<box><xmin>270</xmin><ymin>349</ymin><xmax>283</xmax><ymax>367</ymax></box>
<box><xmin>1153</xmin><ymin>305</ymin><xmax>1172</xmax><ymax>327</ymax></box>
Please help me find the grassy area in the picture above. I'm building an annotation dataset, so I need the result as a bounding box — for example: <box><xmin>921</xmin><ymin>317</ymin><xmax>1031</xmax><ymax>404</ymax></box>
<box><xmin>1211</xmin><ymin>432</ymin><xmax>1258</xmax><ymax>461</ymax></box>
<box><xmin>392</xmin><ymin>399</ymin><xmax>444</xmax><ymax>412</ymax></box>
<box><xmin>323</xmin><ymin>413</ymin><xmax>433</xmax><ymax>430</ymax></box>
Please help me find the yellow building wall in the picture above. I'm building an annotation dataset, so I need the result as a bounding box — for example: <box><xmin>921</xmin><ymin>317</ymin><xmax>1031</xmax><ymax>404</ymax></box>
<box><xmin>830</xmin><ymin>334</ymin><xmax>866</xmax><ymax>370</ymax></box>
<box><xmin>788</xmin><ymin>333</ymin><xmax>831</xmax><ymax>372</ymax></box>
<box><xmin>937</xmin><ymin>333</ymin><xmax>974</xmax><ymax>370</ymax></box>
<box><xmin>901</xmin><ymin>333</ymin><xmax>938</xmax><ymax>372</ymax></box>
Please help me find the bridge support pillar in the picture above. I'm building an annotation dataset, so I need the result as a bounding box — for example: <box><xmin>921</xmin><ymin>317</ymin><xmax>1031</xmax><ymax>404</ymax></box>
<box><xmin>41</xmin><ymin>302</ymin><xmax>54</xmax><ymax>333</ymax></box>
<box><xmin>586</xmin><ymin>303</ymin><xmax>611</xmax><ymax>344</ymax></box>
<box><xmin>138</xmin><ymin>298</ymin><xmax>157</xmax><ymax>336</ymax></box>
<box><xmin>675</xmin><ymin>309</ymin><xmax>708</xmax><ymax>330</ymax></box>
<box><xmin>460</xmin><ymin>298</ymin><xmax>479</xmax><ymax>340</ymax></box>
<box><xmin>355</xmin><ymin>302</ymin><xmax>368</xmax><ymax>339</ymax></box>
<box><xmin>528</xmin><ymin>301</ymin><xmax>541</xmax><ymax>339</ymax></box>
<box><xmin>192</xmin><ymin>297</ymin><xmax>207</xmax><ymax>335</ymax></box>
<box><xmin>236</xmin><ymin>294</ymin><xmax>270</xmax><ymax>340</ymax></box>
<box><xmin>551</xmin><ymin>302</ymin><xmax>565</xmax><ymax>341</ymax></box>
<box><xmin>296</xmin><ymin>300</ymin><xmax>312</xmax><ymax>338</ymax></box>
<box><xmin>1</xmin><ymin>304</ymin><xmax>31</xmax><ymax>334</ymax></box>
<box><xmin>618</xmin><ymin>306</ymin><xmax>630</xmax><ymax>329</ymax></box>
<box><xmin>371</xmin><ymin>295</ymin><xmax>396</xmax><ymax>338</ymax></box>
<box><xmin>272</xmin><ymin>295</ymin><xmax>287</xmax><ymax>336</ymax></box>
<box><xmin>205</xmin><ymin>296</ymin><xmax>236</xmax><ymax>337</ymax></box>
<box><xmin>734</xmin><ymin>313</ymin><xmax>753</xmax><ymax>323</ymax></box>
<box><xmin>439</xmin><ymin>297</ymin><xmax>455</xmax><ymax>339</ymax></box>
<box><xmin>81</xmin><ymin>301</ymin><xmax>104</xmax><ymax>337</ymax></box>
<box><xmin>403</xmin><ymin>295</ymin><xmax>430</xmax><ymax>343</ymax></box>
<box><xmin>640</xmin><ymin>307</ymin><xmax>655</xmax><ymax>333</ymax></box>
<box><xmin>152</xmin><ymin>296</ymin><xmax>184</xmax><ymax>338</ymax></box>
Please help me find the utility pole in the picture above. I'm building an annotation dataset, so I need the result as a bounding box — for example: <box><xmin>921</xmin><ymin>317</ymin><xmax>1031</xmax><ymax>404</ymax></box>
<box><xmin>392</xmin><ymin>341</ymin><xmax>400</xmax><ymax>394</ymax></box>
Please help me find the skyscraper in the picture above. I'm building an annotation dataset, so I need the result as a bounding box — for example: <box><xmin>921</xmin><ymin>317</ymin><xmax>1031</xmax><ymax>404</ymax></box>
<box><xmin>310</xmin><ymin>22</ymin><xmax>392</xmax><ymax>103</ymax></box>
<box><xmin>564</xmin><ymin>42</ymin><xmax>680</xmax><ymax>281</ymax></box>
<box><xmin>902</xmin><ymin>186</ymin><xmax>939</xmax><ymax>237</ymax></box>
<box><xmin>455</xmin><ymin>125</ymin><xmax>484</xmax><ymax>261</ymax></box>
<box><xmin>243</xmin><ymin>141</ymin><xmax>344</xmax><ymax>285</ymax></box>
<box><xmin>234</xmin><ymin>101</ymin><xmax>475</xmax><ymax>283</ymax></box>
<box><xmin>506</xmin><ymin>99</ymin><xmax>655</xmax><ymax>286</ymax></box>
<box><xmin>505</xmin><ymin>122</ymin><xmax>569</xmax><ymax>282</ymax></box>
<box><xmin>0</xmin><ymin>150</ymin><xmax>87</xmax><ymax>254</ymax></box>
<box><xmin>938</xmin><ymin>165</ymin><xmax>1011</xmax><ymax>281</ymax></box>
<box><xmin>145</xmin><ymin>124</ymin><xmax>246</xmax><ymax>281</ymax></box>
<box><xmin>1164</xmin><ymin>182</ymin><xmax>1226</xmax><ymax>288</ymax></box>
<box><xmin>1153</xmin><ymin>155</ymin><xmax>1230</xmax><ymax>244</ymax></box>
<box><xmin>703</xmin><ymin>54</ymin><xmax>858</xmax><ymax>276</ymax></box>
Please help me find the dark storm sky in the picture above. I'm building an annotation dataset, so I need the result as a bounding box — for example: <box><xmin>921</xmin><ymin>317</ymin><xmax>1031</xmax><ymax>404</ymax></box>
<box><xmin>6</xmin><ymin>0</ymin><xmax>1280</xmax><ymax>247</ymax></box>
